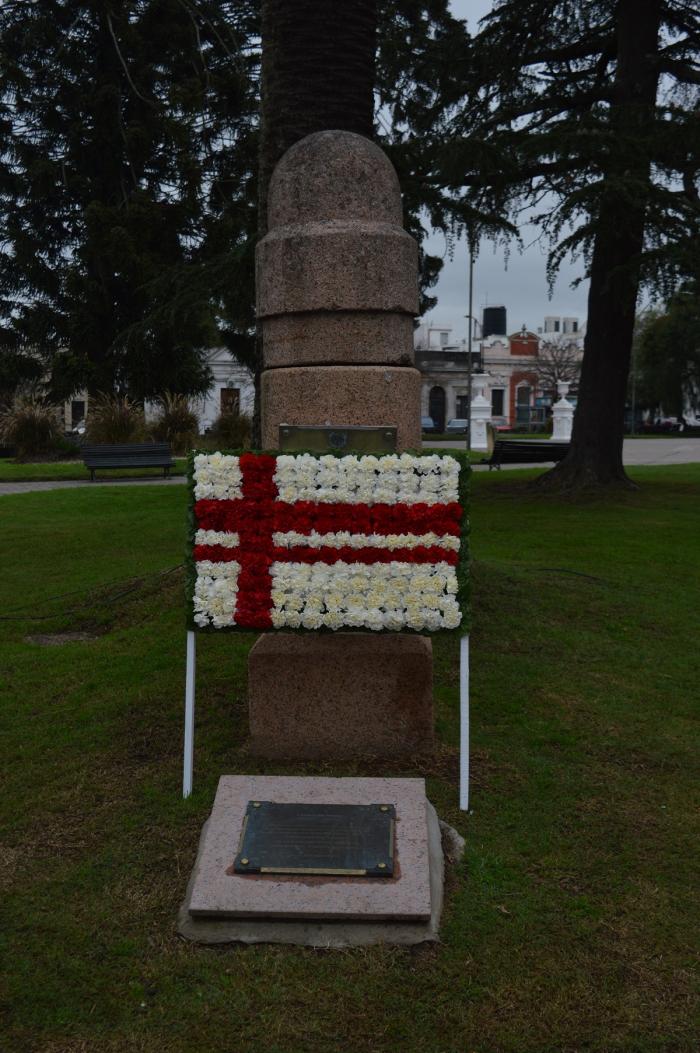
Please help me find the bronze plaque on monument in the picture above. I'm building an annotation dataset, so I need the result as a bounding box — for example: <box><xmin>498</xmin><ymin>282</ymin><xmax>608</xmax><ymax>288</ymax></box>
<box><xmin>233</xmin><ymin>801</ymin><xmax>396</xmax><ymax>876</ymax></box>
<box><xmin>279</xmin><ymin>424</ymin><xmax>397</xmax><ymax>453</ymax></box>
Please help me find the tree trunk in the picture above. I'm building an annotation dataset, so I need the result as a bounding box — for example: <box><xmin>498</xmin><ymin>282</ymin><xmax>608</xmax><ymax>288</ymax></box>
<box><xmin>253</xmin><ymin>0</ymin><xmax>377</xmax><ymax>444</ymax></box>
<box><xmin>537</xmin><ymin>0</ymin><xmax>662</xmax><ymax>491</ymax></box>
<box><xmin>258</xmin><ymin>0</ymin><xmax>377</xmax><ymax>235</ymax></box>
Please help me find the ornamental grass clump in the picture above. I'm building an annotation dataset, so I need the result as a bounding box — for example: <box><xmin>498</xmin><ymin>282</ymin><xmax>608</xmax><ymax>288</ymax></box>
<box><xmin>86</xmin><ymin>394</ymin><xmax>145</xmax><ymax>444</ymax></box>
<box><xmin>206</xmin><ymin>410</ymin><xmax>251</xmax><ymax>449</ymax></box>
<box><xmin>0</xmin><ymin>396</ymin><xmax>60</xmax><ymax>459</ymax></box>
<box><xmin>150</xmin><ymin>393</ymin><xmax>199</xmax><ymax>455</ymax></box>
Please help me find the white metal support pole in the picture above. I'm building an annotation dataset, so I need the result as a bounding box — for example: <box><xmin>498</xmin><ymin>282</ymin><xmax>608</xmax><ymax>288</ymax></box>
<box><xmin>459</xmin><ymin>633</ymin><xmax>470</xmax><ymax>811</ymax></box>
<box><xmin>183</xmin><ymin>630</ymin><xmax>197</xmax><ymax>798</ymax></box>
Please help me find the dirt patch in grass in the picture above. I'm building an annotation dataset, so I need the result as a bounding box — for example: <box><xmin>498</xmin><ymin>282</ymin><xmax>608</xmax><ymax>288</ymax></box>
<box><xmin>25</xmin><ymin>631</ymin><xmax>101</xmax><ymax>646</ymax></box>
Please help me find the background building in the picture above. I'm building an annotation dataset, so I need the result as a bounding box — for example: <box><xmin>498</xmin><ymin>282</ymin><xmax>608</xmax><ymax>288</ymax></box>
<box><xmin>62</xmin><ymin>347</ymin><xmax>254</xmax><ymax>434</ymax></box>
<box><xmin>416</xmin><ymin>309</ymin><xmax>584</xmax><ymax>431</ymax></box>
<box><xmin>190</xmin><ymin>347</ymin><xmax>254</xmax><ymax>432</ymax></box>
<box><xmin>415</xmin><ymin>323</ymin><xmax>480</xmax><ymax>431</ymax></box>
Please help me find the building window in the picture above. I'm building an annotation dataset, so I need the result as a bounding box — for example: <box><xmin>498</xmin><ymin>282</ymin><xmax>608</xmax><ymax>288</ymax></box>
<box><xmin>456</xmin><ymin>395</ymin><xmax>470</xmax><ymax>417</ymax></box>
<box><xmin>428</xmin><ymin>385</ymin><xmax>446</xmax><ymax>432</ymax></box>
<box><xmin>71</xmin><ymin>400</ymin><xmax>85</xmax><ymax>428</ymax></box>
<box><xmin>572</xmin><ymin>320</ymin><xmax>578</xmax><ymax>332</ymax></box>
<box><xmin>220</xmin><ymin>387</ymin><xmax>240</xmax><ymax>415</ymax></box>
<box><xmin>491</xmin><ymin>389</ymin><xmax>504</xmax><ymax>416</ymax></box>
<box><xmin>554</xmin><ymin>319</ymin><xmax>560</xmax><ymax>332</ymax></box>
<box><xmin>516</xmin><ymin>385</ymin><xmax>531</xmax><ymax>426</ymax></box>
<box><xmin>439</xmin><ymin>331</ymin><xmax>449</xmax><ymax>346</ymax></box>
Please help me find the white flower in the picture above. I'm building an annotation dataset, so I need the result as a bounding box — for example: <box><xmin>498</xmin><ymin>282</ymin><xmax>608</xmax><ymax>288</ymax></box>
<box><xmin>364</xmin><ymin>608</ymin><xmax>384</xmax><ymax>631</ymax></box>
<box><xmin>423</xmin><ymin>610</ymin><xmax>443</xmax><ymax>631</ymax></box>
<box><xmin>195</xmin><ymin>530</ymin><xmax>240</xmax><ymax>548</ymax></box>
<box><xmin>193</xmin><ymin>453</ymin><xmax>242</xmax><ymax>500</ymax></box>
<box><xmin>382</xmin><ymin>609</ymin><xmax>405</xmax><ymax>631</ymax></box>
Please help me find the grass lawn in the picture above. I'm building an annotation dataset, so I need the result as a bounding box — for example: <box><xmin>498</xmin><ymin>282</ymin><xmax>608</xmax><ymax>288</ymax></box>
<box><xmin>0</xmin><ymin>458</ymin><xmax>188</xmax><ymax>482</ymax></box>
<box><xmin>1</xmin><ymin>467</ymin><xmax>698</xmax><ymax>1052</ymax></box>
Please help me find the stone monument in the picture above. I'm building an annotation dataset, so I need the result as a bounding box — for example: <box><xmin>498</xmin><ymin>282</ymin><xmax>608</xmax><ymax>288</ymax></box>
<box><xmin>249</xmin><ymin>130</ymin><xmax>433</xmax><ymax>761</ymax></box>
<box><xmin>552</xmin><ymin>380</ymin><xmax>574</xmax><ymax>441</ymax></box>
<box><xmin>178</xmin><ymin>130</ymin><xmax>470</xmax><ymax>948</ymax></box>
<box><xmin>469</xmin><ymin>374</ymin><xmax>491</xmax><ymax>452</ymax></box>
<box><xmin>257</xmin><ymin>130</ymin><xmax>421</xmax><ymax>445</ymax></box>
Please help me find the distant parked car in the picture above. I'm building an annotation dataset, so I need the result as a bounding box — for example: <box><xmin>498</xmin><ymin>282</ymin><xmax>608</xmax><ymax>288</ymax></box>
<box><xmin>421</xmin><ymin>415</ymin><xmax>437</xmax><ymax>433</ymax></box>
<box><xmin>446</xmin><ymin>418</ymin><xmax>469</xmax><ymax>435</ymax></box>
<box><xmin>640</xmin><ymin>417</ymin><xmax>682</xmax><ymax>434</ymax></box>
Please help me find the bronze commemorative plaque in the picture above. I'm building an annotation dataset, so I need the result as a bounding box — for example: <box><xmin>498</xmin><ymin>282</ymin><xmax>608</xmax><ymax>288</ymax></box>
<box><xmin>278</xmin><ymin>424</ymin><xmax>397</xmax><ymax>453</ymax></box>
<box><xmin>233</xmin><ymin>801</ymin><xmax>396</xmax><ymax>877</ymax></box>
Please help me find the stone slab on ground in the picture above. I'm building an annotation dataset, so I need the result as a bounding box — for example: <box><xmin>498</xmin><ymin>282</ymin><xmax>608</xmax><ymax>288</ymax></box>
<box><xmin>185</xmin><ymin>776</ymin><xmax>431</xmax><ymax>923</ymax></box>
<box><xmin>179</xmin><ymin>794</ymin><xmax>455</xmax><ymax>948</ymax></box>
<box><xmin>248</xmin><ymin>634</ymin><xmax>433</xmax><ymax>760</ymax></box>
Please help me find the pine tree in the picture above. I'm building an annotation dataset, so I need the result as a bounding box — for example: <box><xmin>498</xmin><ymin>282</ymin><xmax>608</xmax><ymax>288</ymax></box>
<box><xmin>635</xmin><ymin>280</ymin><xmax>700</xmax><ymax>419</ymax></box>
<box><xmin>443</xmin><ymin>0</ymin><xmax>700</xmax><ymax>489</ymax></box>
<box><xmin>0</xmin><ymin>0</ymin><xmax>258</xmax><ymax>400</ymax></box>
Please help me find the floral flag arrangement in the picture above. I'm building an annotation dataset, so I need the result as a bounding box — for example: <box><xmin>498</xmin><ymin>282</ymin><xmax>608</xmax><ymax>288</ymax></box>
<box><xmin>187</xmin><ymin>451</ymin><xmax>468</xmax><ymax>633</ymax></box>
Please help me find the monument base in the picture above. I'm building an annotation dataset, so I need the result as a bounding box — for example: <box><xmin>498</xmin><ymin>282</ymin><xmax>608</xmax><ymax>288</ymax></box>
<box><xmin>248</xmin><ymin>634</ymin><xmax>433</xmax><ymax>760</ymax></box>
<box><xmin>260</xmin><ymin>364</ymin><xmax>422</xmax><ymax>450</ymax></box>
<box><xmin>178</xmin><ymin>775</ymin><xmax>462</xmax><ymax>947</ymax></box>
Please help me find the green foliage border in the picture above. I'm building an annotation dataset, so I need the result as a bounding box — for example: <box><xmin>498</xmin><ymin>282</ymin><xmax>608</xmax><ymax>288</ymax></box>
<box><xmin>185</xmin><ymin>449</ymin><xmax>470</xmax><ymax>636</ymax></box>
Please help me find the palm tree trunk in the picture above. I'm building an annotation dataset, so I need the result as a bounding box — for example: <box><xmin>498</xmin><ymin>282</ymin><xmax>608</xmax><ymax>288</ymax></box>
<box><xmin>258</xmin><ymin>0</ymin><xmax>377</xmax><ymax>235</ymax></box>
<box><xmin>253</xmin><ymin>0</ymin><xmax>377</xmax><ymax>444</ymax></box>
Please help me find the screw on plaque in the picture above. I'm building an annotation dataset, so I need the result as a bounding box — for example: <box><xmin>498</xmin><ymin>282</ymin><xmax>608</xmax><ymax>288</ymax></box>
<box><xmin>378</xmin><ymin>862</ymin><xmax>387</xmax><ymax>869</ymax></box>
<box><xmin>240</xmin><ymin>858</ymin><xmax>249</xmax><ymax>865</ymax></box>
<box><xmin>252</xmin><ymin>802</ymin><xmax>261</xmax><ymax>808</ymax></box>
<box><xmin>380</xmin><ymin>805</ymin><xmax>389</xmax><ymax>812</ymax></box>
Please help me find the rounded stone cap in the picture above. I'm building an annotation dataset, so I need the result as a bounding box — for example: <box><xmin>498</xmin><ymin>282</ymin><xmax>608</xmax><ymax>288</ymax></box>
<box><xmin>268</xmin><ymin>130</ymin><xmax>404</xmax><ymax>229</ymax></box>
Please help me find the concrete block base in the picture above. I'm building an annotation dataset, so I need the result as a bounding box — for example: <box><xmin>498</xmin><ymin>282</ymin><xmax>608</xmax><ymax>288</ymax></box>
<box><xmin>247</xmin><ymin>633</ymin><xmax>433</xmax><ymax>761</ymax></box>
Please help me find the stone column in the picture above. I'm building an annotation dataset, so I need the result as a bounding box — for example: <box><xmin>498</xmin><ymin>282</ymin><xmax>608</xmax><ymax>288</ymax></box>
<box><xmin>552</xmin><ymin>381</ymin><xmax>574</xmax><ymax>441</ymax></box>
<box><xmin>248</xmin><ymin>130</ymin><xmax>432</xmax><ymax>761</ymax></box>
<box><xmin>470</xmin><ymin>374</ymin><xmax>491</xmax><ymax>451</ymax></box>
<box><xmin>257</xmin><ymin>130</ymin><xmax>421</xmax><ymax>448</ymax></box>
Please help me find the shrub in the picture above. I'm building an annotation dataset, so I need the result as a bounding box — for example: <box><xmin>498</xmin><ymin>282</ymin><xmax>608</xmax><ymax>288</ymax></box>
<box><xmin>86</xmin><ymin>394</ymin><xmax>145</xmax><ymax>444</ymax></box>
<box><xmin>205</xmin><ymin>410</ymin><xmax>252</xmax><ymax>449</ymax></box>
<box><xmin>149</xmin><ymin>393</ymin><xmax>199</xmax><ymax>455</ymax></box>
<box><xmin>53</xmin><ymin>435</ymin><xmax>82</xmax><ymax>460</ymax></box>
<box><xmin>0</xmin><ymin>396</ymin><xmax>60</xmax><ymax>458</ymax></box>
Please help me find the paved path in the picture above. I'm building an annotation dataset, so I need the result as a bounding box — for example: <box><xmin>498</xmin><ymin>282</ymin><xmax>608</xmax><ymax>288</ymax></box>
<box><xmin>1</xmin><ymin>439</ymin><xmax>698</xmax><ymax>495</ymax></box>
<box><xmin>0</xmin><ymin>476</ymin><xmax>184</xmax><ymax>496</ymax></box>
<box><xmin>432</xmin><ymin>437</ymin><xmax>700</xmax><ymax>469</ymax></box>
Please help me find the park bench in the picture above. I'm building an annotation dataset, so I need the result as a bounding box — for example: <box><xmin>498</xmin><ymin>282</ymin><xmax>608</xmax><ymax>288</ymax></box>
<box><xmin>483</xmin><ymin>439</ymin><xmax>569</xmax><ymax>470</ymax></box>
<box><xmin>82</xmin><ymin>442</ymin><xmax>175</xmax><ymax>481</ymax></box>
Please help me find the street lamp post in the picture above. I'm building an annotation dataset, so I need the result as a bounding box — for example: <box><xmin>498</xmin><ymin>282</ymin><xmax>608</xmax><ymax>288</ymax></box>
<box><xmin>466</xmin><ymin>237</ymin><xmax>475</xmax><ymax>452</ymax></box>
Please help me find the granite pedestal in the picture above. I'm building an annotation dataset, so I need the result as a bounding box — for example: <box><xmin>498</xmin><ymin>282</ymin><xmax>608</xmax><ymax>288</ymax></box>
<box><xmin>178</xmin><ymin>775</ymin><xmax>457</xmax><ymax>947</ymax></box>
<box><xmin>248</xmin><ymin>634</ymin><xmax>433</xmax><ymax>760</ymax></box>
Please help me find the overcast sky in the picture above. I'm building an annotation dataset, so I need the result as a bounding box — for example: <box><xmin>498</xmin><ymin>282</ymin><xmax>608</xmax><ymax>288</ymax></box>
<box><xmin>420</xmin><ymin>0</ymin><xmax>591</xmax><ymax>340</ymax></box>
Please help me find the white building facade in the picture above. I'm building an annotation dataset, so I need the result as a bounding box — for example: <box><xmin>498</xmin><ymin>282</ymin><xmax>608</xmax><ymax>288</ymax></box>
<box><xmin>416</xmin><ymin>314</ymin><xmax>584</xmax><ymax>431</ymax></box>
<box><xmin>191</xmin><ymin>347</ymin><xmax>255</xmax><ymax>432</ymax></box>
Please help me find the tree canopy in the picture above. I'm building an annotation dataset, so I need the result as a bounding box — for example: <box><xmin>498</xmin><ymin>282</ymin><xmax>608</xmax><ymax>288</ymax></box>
<box><xmin>634</xmin><ymin>281</ymin><xmax>700</xmax><ymax>418</ymax></box>
<box><xmin>0</xmin><ymin>0</ymin><xmax>468</xmax><ymax>401</ymax></box>
<box><xmin>437</xmin><ymin>0</ymin><xmax>700</xmax><ymax>487</ymax></box>
<box><xmin>0</xmin><ymin>0</ymin><xmax>258</xmax><ymax>400</ymax></box>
